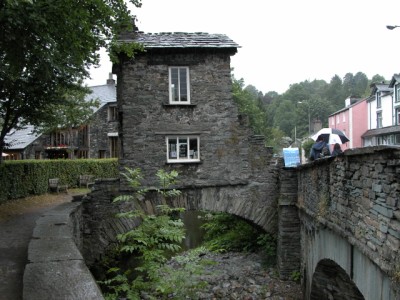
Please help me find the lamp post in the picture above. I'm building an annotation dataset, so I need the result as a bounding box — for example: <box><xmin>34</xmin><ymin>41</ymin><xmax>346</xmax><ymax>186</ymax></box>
<box><xmin>386</xmin><ymin>25</ymin><xmax>400</xmax><ymax>30</ymax></box>
<box><xmin>298</xmin><ymin>101</ymin><xmax>311</xmax><ymax>136</ymax></box>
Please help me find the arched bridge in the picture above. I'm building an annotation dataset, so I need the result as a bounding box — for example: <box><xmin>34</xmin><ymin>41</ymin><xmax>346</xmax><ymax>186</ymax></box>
<box><xmin>279</xmin><ymin>146</ymin><xmax>400</xmax><ymax>299</ymax></box>
<box><xmin>81</xmin><ymin>146</ymin><xmax>400</xmax><ymax>299</ymax></box>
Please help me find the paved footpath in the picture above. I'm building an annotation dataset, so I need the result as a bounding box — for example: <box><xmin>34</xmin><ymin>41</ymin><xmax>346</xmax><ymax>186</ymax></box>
<box><xmin>0</xmin><ymin>193</ymin><xmax>80</xmax><ymax>300</ymax></box>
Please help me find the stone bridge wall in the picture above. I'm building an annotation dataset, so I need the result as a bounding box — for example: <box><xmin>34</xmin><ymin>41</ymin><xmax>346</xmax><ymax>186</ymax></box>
<box><xmin>81</xmin><ymin>156</ymin><xmax>283</xmax><ymax>266</ymax></box>
<box><xmin>23</xmin><ymin>202</ymin><xmax>104</xmax><ymax>300</ymax></box>
<box><xmin>297</xmin><ymin>146</ymin><xmax>400</xmax><ymax>299</ymax></box>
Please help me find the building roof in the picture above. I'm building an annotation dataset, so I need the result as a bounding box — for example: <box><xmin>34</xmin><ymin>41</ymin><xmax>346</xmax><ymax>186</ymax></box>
<box><xmin>329</xmin><ymin>97</ymin><xmax>365</xmax><ymax>117</ymax></box>
<box><xmin>362</xmin><ymin>125</ymin><xmax>400</xmax><ymax>138</ymax></box>
<box><xmin>4</xmin><ymin>78</ymin><xmax>117</xmax><ymax>151</ymax></box>
<box><xmin>4</xmin><ymin>125</ymin><xmax>41</xmax><ymax>150</ymax></box>
<box><xmin>118</xmin><ymin>31</ymin><xmax>240</xmax><ymax>51</ymax></box>
<box><xmin>370</xmin><ymin>83</ymin><xmax>392</xmax><ymax>95</ymax></box>
<box><xmin>388</xmin><ymin>74</ymin><xmax>400</xmax><ymax>88</ymax></box>
<box><xmin>85</xmin><ymin>79</ymin><xmax>116</xmax><ymax>112</ymax></box>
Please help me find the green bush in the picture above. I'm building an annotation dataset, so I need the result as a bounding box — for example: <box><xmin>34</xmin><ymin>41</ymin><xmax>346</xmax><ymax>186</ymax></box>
<box><xmin>201</xmin><ymin>212</ymin><xmax>276</xmax><ymax>257</ymax></box>
<box><xmin>0</xmin><ymin>158</ymin><xmax>118</xmax><ymax>203</ymax></box>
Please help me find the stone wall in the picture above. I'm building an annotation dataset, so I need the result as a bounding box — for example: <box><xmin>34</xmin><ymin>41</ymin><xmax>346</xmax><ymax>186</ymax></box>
<box><xmin>298</xmin><ymin>146</ymin><xmax>400</xmax><ymax>299</ymax></box>
<box><xmin>88</xmin><ymin>104</ymin><xmax>118</xmax><ymax>159</ymax></box>
<box><xmin>115</xmin><ymin>50</ymin><xmax>268</xmax><ymax>188</ymax></box>
<box><xmin>23</xmin><ymin>202</ymin><xmax>103</xmax><ymax>300</ymax></box>
<box><xmin>82</xmin><ymin>144</ymin><xmax>282</xmax><ymax>266</ymax></box>
<box><xmin>277</xmin><ymin>167</ymin><xmax>300</xmax><ymax>280</ymax></box>
<box><xmin>81</xmin><ymin>178</ymin><xmax>140</xmax><ymax>266</ymax></box>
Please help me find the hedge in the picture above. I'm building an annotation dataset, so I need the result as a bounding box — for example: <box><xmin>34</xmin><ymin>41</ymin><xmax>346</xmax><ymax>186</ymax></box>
<box><xmin>0</xmin><ymin>158</ymin><xmax>119</xmax><ymax>203</ymax></box>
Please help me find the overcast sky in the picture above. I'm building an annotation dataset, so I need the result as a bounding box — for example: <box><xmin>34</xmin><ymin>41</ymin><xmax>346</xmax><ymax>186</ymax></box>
<box><xmin>87</xmin><ymin>0</ymin><xmax>400</xmax><ymax>94</ymax></box>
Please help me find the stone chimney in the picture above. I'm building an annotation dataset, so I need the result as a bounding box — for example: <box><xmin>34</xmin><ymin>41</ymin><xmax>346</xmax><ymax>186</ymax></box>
<box><xmin>106</xmin><ymin>73</ymin><xmax>115</xmax><ymax>85</ymax></box>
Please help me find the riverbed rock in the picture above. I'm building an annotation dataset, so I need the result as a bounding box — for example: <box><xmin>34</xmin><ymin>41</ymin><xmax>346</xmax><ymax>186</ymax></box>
<box><xmin>166</xmin><ymin>251</ymin><xmax>302</xmax><ymax>299</ymax></box>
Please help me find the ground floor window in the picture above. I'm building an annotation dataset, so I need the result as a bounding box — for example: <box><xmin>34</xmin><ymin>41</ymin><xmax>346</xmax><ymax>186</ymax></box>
<box><xmin>377</xmin><ymin>135</ymin><xmax>394</xmax><ymax>145</ymax></box>
<box><xmin>78</xmin><ymin>150</ymin><xmax>88</xmax><ymax>159</ymax></box>
<box><xmin>46</xmin><ymin>149</ymin><xmax>68</xmax><ymax>159</ymax></box>
<box><xmin>167</xmin><ymin>136</ymin><xmax>200</xmax><ymax>163</ymax></box>
<box><xmin>395</xmin><ymin>134</ymin><xmax>400</xmax><ymax>145</ymax></box>
<box><xmin>109</xmin><ymin>137</ymin><xmax>119</xmax><ymax>158</ymax></box>
<box><xmin>98</xmin><ymin>150</ymin><xmax>106</xmax><ymax>158</ymax></box>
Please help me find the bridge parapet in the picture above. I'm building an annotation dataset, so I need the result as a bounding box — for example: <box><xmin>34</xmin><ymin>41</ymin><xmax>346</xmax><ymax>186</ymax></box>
<box><xmin>297</xmin><ymin>146</ymin><xmax>400</xmax><ymax>299</ymax></box>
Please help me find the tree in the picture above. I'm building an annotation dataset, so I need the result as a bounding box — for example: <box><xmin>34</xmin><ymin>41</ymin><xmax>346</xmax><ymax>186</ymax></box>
<box><xmin>353</xmin><ymin>72</ymin><xmax>369</xmax><ymax>98</ymax></box>
<box><xmin>273</xmin><ymin>100</ymin><xmax>296</xmax><ymax>136</ymax></box>
<box><xmin>0</xmin><ymin>0</ymin><xmax>142</xmax><ymax>161</ymax></box>
<box><xmin>326</xmin><ymin>75</ymin><xmax>344</xmax><ymax>110</ymax></box>
<box><xmin>370</xmin><ymin>74</ymin><xmax>386</xmax><ymax>85</ymax></box>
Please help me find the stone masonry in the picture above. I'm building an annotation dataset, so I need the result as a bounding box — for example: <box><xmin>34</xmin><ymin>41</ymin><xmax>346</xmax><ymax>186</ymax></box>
<box><xmin>297</xmin><ymin>146</ymin><xmax>400</xmax><ymax>299</ymax></box>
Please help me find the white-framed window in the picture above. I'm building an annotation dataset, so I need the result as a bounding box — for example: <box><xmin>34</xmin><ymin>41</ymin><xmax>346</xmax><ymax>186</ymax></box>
<box><xmin>396</xmin><ymin>107</ymin><xmax>400</xmax><ymax>125</ymax></box>
<box><xmin>377</xmin><ymin>111</ymin><xmax>383</xmax><ymax>128</ymax></box>
<box><xmin>377</xmin><ymin>92</ymin><xmax>382</xmax><ymax>108</ymax></box>
<box><xmin>395</xmin><ymin>134</ymin><xmax>400</xmax><ymax>145</ymax></box>
<box><xmin>166</xmin><ymin>136</ymin><xmax>199</xmax><ymax>163</ymax></box>
<box><xmin>336</xmin><ymin>115</ymin><xmax>340</xmax><ymax>124</ymax></box>
<box><xmin>342</xmin><ymin>112</ymin><xmax>346</xmax><ymax>122</ymax></box>
<box><xmin>169</xmin><ymin>67</ymin><xmax>190</xmax><ymax>104</ymax></box>
<box><xmin>396</xmin><ymin>85</ymin><xmax>400</xmax><ymax>103</ymax></box>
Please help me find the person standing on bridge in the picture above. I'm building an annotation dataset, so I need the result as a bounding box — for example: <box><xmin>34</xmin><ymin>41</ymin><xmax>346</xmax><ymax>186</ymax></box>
<box><xmin>309</xmin><ymin>135</ymin><xmax>330</xmax><ymax>161</ymax></box>
<box><xmin>331</xmin><ymin>143</ymin><xmax>343</xmax><ymax>156</ymax></box>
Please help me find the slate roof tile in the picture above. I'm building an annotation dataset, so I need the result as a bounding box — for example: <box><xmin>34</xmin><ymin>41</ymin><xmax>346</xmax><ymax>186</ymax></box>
<box><xmin>119</xmin><ymin>32</ymin><xmax>240</xmax><ymax>50</ymax></box>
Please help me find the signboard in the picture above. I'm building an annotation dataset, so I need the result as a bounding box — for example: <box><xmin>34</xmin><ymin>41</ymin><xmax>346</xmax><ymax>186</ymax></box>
<box><xmin>283</xmin><ymin>148</ymin><xmax>300</xmax><ymax>167</ymax></box>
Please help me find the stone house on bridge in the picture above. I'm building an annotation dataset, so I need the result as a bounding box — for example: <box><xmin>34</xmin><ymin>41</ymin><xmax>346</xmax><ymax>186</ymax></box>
<box><xmin>110</xmin><ymin>28</ymin><xmax>278</xmax><ymax>230</ymax></box>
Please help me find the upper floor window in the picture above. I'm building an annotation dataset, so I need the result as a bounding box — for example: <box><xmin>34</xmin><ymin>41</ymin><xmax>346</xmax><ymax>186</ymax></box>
<box><xmin>396</xmin><ymin>85</ymin><xmax>400</xmax><ymax>103</ymax></box>
<box><xmin>377</xmin><ymin>92</ymin><xmax>382</xmax><ymax>108</ymax></box>
<box><xmin>342</xmin><ymin>113</ymin><xmax>346</xmax><ymax>122</ymax></box>
<box><xmin>169</xmin><ymin>67</ymin><xmax>190</xmax><ymax>104</ymax></box>
<box><xmin>336</xmin><ymin>115</ymin><xmax>340</xmax><ymax>124</ymax></box>
<box><xmin>108</xmin><ymin>105</ymin><xmax>118</xmax><ymax>122</ymax></box>
<box><xmin>377</xmin><ymin>111</ymin><xmax>383</xmax><ymax>128</ymax></box>
<box><xmin>167</xmin><ymin>136</ymin><xmax>199</xmax><ymax>163</ymax></box>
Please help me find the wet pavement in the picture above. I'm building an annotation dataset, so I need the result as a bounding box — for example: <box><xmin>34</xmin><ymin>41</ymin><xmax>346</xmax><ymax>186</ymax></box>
<box><xmin>0</xmin><ymin>193</ymin><xmax>79</xmax><ymax>300</ymax></box>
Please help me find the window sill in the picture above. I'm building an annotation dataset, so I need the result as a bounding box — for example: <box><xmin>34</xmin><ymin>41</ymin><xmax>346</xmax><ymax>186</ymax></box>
<box><xmin>166</xmin><ymin>160</ymin><xmax>202</xmax><ymax>165</ymax></box>
<box><xmin>163</xmin><ymin>103</ymin><xmax>197</xmax><ymax>108</ymax></box>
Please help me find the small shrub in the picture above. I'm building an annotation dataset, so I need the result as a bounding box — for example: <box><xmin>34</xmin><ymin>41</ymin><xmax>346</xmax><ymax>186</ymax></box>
<box><xmin>290</xmin><ymin>270</ymin><xmax>301</xmax><ymax>282</ymax></box>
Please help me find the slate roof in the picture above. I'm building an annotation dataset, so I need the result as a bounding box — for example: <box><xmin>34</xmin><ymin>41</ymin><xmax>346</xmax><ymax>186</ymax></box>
<box><xmin>362</xmin><ymin>125</ymin><xmax>400</xmax><ymax>138</ymax></box>
<box><xmin>118</xmin><ymin>31</ymin><xmax>240</xmax><ymax>50</ymax></box>
<box><xmin>85</xmin><ymin>81</ymin><xmax>116</xmax><ymax>112</ymax></box>
<box><xmin>388</xmin><ymin>74</ymin><xmax>400</xmax><ymax>88</ymax></box>
<box><xmin>4</xmin><ymin>125</ymin><xmax>40</xmax><ymax>150</ymax></box>
<box><xmin>370</xmin><ymin>83</ymin><xmax>392</xmax><ymax>95</ymax></box>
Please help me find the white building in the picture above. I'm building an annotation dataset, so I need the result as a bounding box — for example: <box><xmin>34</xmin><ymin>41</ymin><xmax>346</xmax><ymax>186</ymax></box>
<box><xmin>362</xmin><ymin>76</ymin><xmax>400</xmax><ymax>146</ymax></box>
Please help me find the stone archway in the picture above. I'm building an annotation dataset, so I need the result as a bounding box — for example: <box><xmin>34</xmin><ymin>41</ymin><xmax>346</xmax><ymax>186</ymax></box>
<box><xmin>310</xmin><ymin>259</ymin><xmax>364</xmax><ymax>300</ymax></box>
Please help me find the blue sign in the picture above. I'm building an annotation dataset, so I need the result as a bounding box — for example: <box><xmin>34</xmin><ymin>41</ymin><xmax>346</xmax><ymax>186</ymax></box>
<box><xmin>283</xmin><ymin>148</ymin><xmax>300</xmax><ymax>167</ymax></box>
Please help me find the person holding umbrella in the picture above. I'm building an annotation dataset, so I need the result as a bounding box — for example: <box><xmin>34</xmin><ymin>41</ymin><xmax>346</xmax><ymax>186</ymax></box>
<box><xmin>309</xmin><ymin>134</ymin><xmax>330</xmax><ymax>161</ymax></box>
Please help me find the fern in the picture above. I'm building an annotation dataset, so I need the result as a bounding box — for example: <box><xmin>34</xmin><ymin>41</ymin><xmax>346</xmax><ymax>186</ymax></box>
<box><xmin>101</xmin><ymin>168</ymin><xmax>187</xmax><ymax>299</ymax></box>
